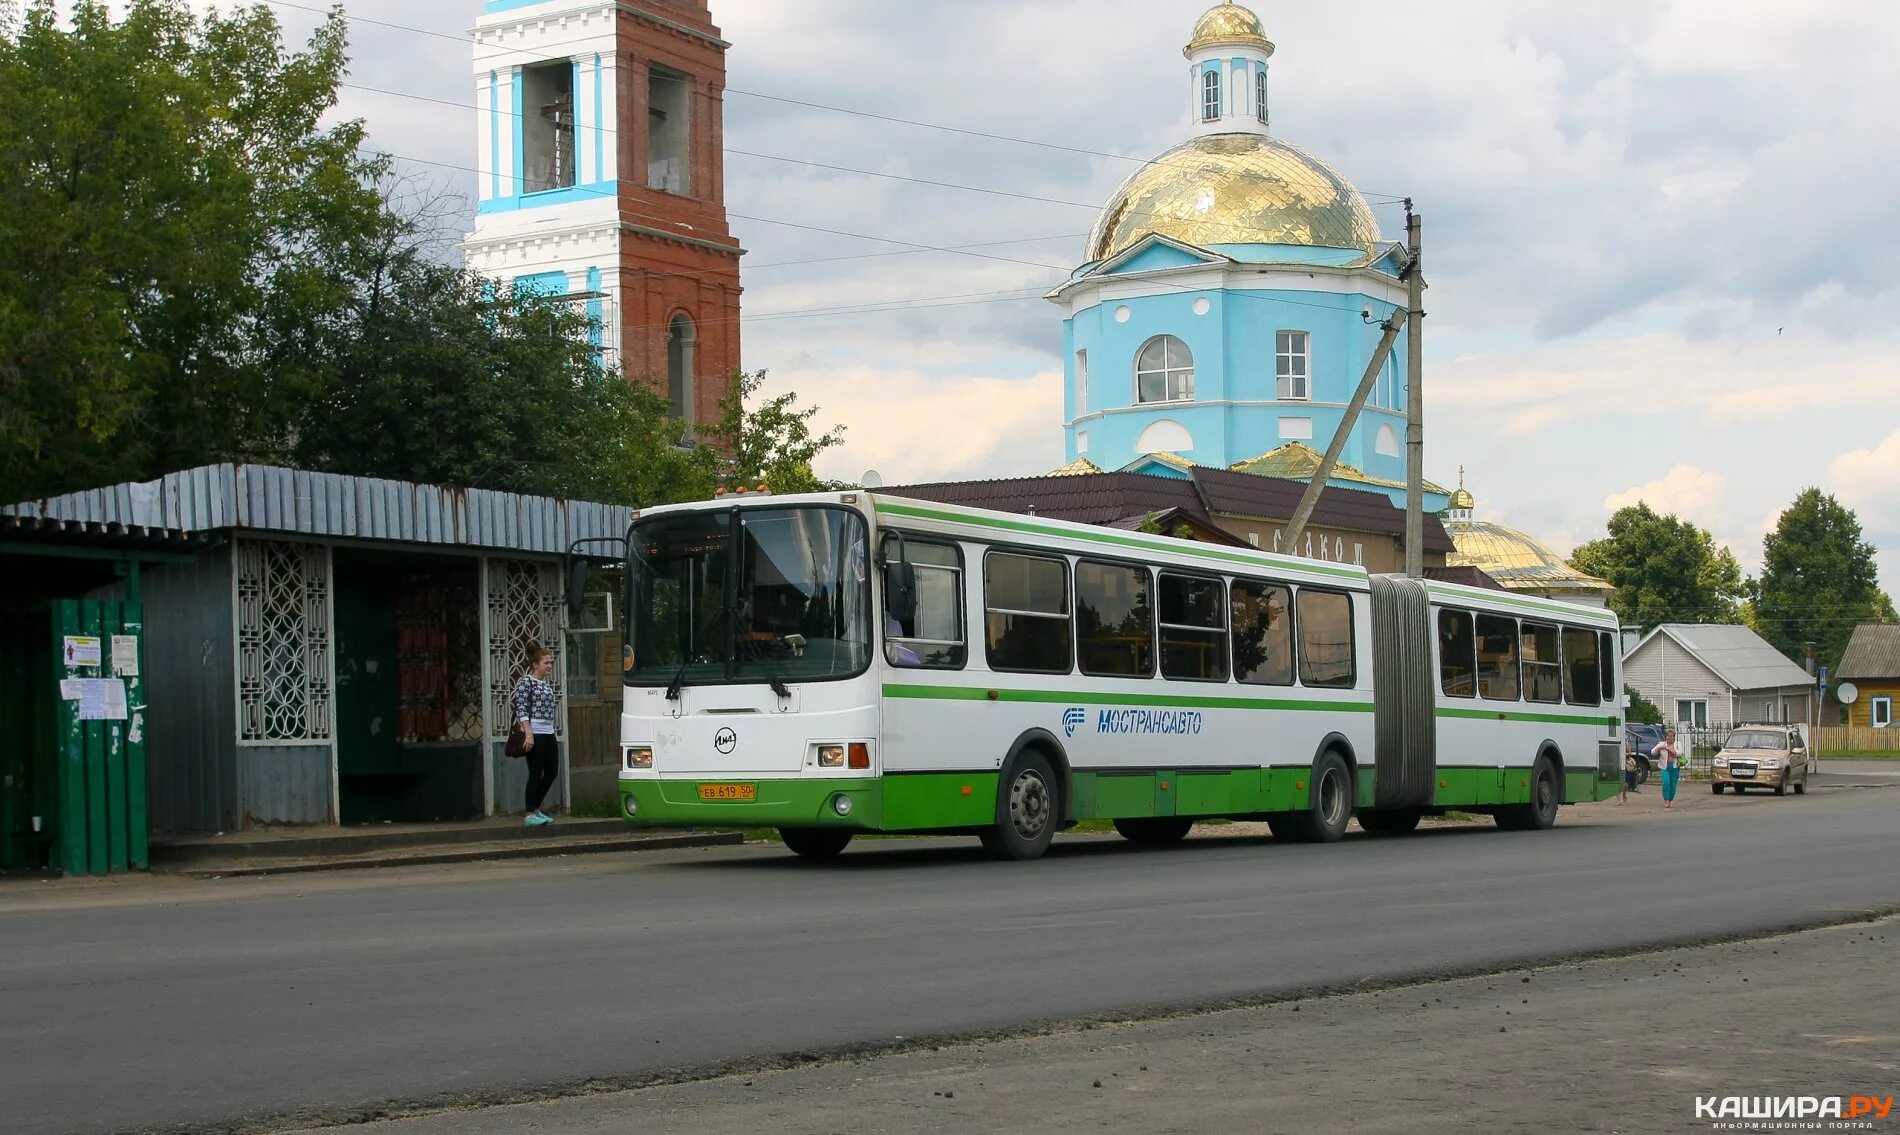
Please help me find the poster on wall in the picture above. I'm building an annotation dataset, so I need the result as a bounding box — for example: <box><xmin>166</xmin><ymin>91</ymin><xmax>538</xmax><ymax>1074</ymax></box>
<box><xmin>111</xmin><ymin>635</ymin><xmax>140</xmax><ymax>676</ymax></box>
<box><xmin>63</xmin><ymin>636</ymin><xmax>102</xmax><ymax>667</ymax></box>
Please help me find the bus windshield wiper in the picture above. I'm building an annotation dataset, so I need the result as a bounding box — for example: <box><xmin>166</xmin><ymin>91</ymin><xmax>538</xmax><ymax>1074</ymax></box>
<box><xmin>740</xmin><ymin>636</ymin><xmax>794</xmax><ymax>700</ymax></box>
<box><xmin>664</xmin><ymin>656</ymin><xmax>692</xmax><ymax>701</ymax></box>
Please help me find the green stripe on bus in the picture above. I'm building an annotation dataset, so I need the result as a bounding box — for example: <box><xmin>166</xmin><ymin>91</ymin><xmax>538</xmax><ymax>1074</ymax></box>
<box><xmin>885</xmin><ymin>683</ymin><xmax>1375</xmax><ymax>714</ymax></box>
<box><xmin>873</xmin><ymin>501</ymin><xmax>1369</xmax><ymax>582</ymax></box>
<box><xmin>1436</xmin><ymin>706</ymin><xmax>1620</xmax><ymax>728</ymax></box>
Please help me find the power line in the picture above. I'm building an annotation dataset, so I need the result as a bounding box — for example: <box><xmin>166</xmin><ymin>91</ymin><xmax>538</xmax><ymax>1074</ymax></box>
<box><xmin>261</xmin><ymin>0</ymin><xmax>1415</xmax><ymax>205</ymax></box>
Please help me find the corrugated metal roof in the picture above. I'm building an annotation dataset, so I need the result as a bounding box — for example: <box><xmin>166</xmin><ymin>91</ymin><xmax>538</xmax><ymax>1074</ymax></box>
<box><xmin>2</xmin><ymin>464</ymin><xmax>630</xmax><ymax>557</ymax></box>
<box><xmin>1837</xmin><ymin>624</ymin><xmax>1900</xmax><ymax>680</ymax></box>
<box><xmin>1639</xmin><ymin>624</ymin><xmax>1815</xmax><ymax>691</ymax></box>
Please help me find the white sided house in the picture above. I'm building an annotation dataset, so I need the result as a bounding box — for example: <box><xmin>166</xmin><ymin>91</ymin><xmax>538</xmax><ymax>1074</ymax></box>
<box><xmin>1623</xmin><ymin>624</ymin><xmax>1815</xmax><ymax>731</ymax></box>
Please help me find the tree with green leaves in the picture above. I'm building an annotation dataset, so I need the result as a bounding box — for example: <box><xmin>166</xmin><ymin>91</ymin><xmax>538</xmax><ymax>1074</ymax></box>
<box><xmin>0</xmin><ymin>1</ymin><xmax>841</xmax><ymax>509</ymax></box>
<box><xmin>1753</xmin><ymin>488</ymin><xmax>1895</xmax><ymax>677</ymax></box>
<box><xmin>1570</xmin><ymin>503</ymin><xmax>1746</xmax><ymax>629</ymax></box>
<box><xmin>0</xmin><ymin>0</ymin><xmax>386</xmax><ymax>499</ymax></box>
<box><xmin>1625</xmin><ymin>686</ymin><xmax>1663</xmax><ymax>724</ymax></box>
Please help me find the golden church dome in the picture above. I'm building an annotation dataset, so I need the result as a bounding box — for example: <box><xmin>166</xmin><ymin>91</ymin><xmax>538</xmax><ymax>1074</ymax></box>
<box><xmin>1445</xmin><ymin>518</ymin><xmax>1614</xmax><ymax>597</ymax></box>
<box><xmin>1086</xmin><ymin>133</ymin><xmax>1383</xmax><ymax>262</ymax></box>
<box><xmin>1448</xmin><ymin>486</ymin><xmax>1475</xmax><ymax>511</ymax></box>
<box><xmin>1185</xmin><ymin>2</ymin><xmax>1274</xmax><ymax>57</ymax></box>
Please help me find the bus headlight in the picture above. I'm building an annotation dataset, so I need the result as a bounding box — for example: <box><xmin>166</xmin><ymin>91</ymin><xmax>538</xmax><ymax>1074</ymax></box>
<box><xmin>816</xmin><ymin>745</ymin><xmax>846</xmax><ymax>768</ymax></box>
<box><xmin>623</xmin><ymin>795</ymin><xmax>639</xmax><ymax>818</ymax></box>
<box><xmin>625</xmin><ymin>746</ymin><xmax>653</xmax><ymax>770</ymax></box>
<box><xmin>832</xmin><ymin>795</ymin><xmax>854</xmax><ymax>817</ymax></box>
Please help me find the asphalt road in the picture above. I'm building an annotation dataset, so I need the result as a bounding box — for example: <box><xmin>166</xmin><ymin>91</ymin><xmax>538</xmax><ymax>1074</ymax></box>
<box><xmin>4</xmin><ymin>779</ymin><xmax>1898</xmax><ymax>1135</ymax></box>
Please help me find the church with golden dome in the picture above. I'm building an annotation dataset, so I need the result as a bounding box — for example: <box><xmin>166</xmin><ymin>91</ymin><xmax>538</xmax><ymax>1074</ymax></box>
<box><xmin>1048</xmin><ymin>1</ymin><xmax>1448</xmax><ymax>511</ymax></box>
<box><xmin>1442</xmin><ymin>472</ymin><xmax>1616</xmax><ymax>607</ymax></box>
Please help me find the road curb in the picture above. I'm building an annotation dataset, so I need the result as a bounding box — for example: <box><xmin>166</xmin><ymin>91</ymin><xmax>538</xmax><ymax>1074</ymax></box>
<box><xmin>160</xmin><ymin>831</ymin><xmax>744</xmax><ymax>878</ymax></box>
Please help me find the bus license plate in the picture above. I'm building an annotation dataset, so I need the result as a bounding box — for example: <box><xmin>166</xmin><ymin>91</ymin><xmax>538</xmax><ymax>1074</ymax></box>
<box><xmin>699</xmin><ymin>783</ymin><xmax>756</xmax><ymax>801</ymax></box>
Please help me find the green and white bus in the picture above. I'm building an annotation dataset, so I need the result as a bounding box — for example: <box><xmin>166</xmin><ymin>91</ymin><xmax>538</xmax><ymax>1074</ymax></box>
<box><xmin>601</xmin><ymin>491</ymin><xmax>1623</xmax><ymax>860</ymax></box>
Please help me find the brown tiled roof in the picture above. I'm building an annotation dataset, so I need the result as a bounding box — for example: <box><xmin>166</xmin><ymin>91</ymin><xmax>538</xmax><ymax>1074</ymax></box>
<box><xmin>880</xmin><ymin>468</ymin><xmax>1454</xmax><ymax>554</ymax></box>
<box><xmin>1189</xmin><ymin>467</ymin><xmax>1456</xmax><ymax>554</ymax></box>
<box><xmin>1837</xmin><ymin>624</ymin><xmax>1900</xmax><ymax>680</ymax></box>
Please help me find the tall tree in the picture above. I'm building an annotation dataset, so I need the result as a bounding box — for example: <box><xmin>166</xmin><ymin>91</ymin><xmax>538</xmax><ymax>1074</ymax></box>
<box><xmin>1754</xmin><ymin>488</ymin><xmax>1895</xmax><ymax>677</ymax></box>
<box><xmin>0</xmin><ymin>0</ymin><xmax>386</xmax><ymax>499</ymax></box>
<box><xmin>1571</xmin><ymin>503</ymin><xmax>1746</xmax><ymax>629</ymax></box>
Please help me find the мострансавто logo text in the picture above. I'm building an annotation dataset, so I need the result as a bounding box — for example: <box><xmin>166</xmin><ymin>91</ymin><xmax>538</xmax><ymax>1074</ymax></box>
<box><xmin>1063</xmin><ymin>707</ymin><xmax>1205</xmax><ymax>737</ymax></box>
<box><xmin>1697</xmin><ymin>1094</ymin><xmax>1891</xmax><ymax>1126</ymax></box>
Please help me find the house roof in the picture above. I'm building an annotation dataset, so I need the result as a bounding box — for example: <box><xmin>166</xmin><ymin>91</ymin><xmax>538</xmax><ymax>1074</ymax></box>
<box><xmin>880</xmin><ymin>468</ymin><xmax>1455</xmax><ymax>553</ymax></box>
<box><xmin>1</xmin><ymin>464</ymin><xmax>631</xmax><ymax>559</ymax></box>
<box><xmin>1634</xmin><ymin>624</ymin><xmax>1815</xmax><ymax>691</ymax></box>
<box><xmin>1229</xmin><ymin>442</ymin><xmax>1451</xmax><ymax>497</ymax></box>
<box><xmin>1837</xmin><ymin>624</ymin><xmax>1900</xmax><ymax>681</ymax></box>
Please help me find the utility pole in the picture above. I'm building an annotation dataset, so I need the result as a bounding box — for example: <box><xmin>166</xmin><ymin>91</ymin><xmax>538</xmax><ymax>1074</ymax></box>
<box><xmin>1281</xmin><ymin>309</ymin><xmax>1407</xmax><ymax>554</ymax></box>
<box><xmin>1404</xmin><ymin>204</ymin><xmax>1425</xmax><ymax>579</ymax></box>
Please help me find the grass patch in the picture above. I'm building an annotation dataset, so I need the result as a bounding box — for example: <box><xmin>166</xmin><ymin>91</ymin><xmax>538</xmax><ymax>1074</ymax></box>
<box><xmin>567</xmin><ymin>798</ymin><xmax>624</xmax><ymax>819</ymax></box>
<box><xmin>1821</xmin><ymin>751</ymin><xmax>1900</xmax><ymax>760</ymax></box>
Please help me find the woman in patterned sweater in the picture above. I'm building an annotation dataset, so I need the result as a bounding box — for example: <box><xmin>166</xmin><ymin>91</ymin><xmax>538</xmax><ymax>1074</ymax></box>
<box><xmin>512</xmin><ymin>644</ymin><xmax>560</xmax><ymax>826</ymax></box>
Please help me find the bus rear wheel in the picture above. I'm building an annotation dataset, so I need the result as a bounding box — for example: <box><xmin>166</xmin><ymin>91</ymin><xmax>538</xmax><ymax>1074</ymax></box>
<box><xmin>1113</xmin><ymin>817</ymin><xmax>1193</xmax><ymax>846</ymax></box>
<box><xmin>1356</xmin><ymin>807</ymin><xmax>1422</xmax><ymax>837</ymax></box>
<box><xmin>979</xmin><ymin>752</ymin><xmax>1059</xmax><ymax>861</ymax></box>
<box><xmin>779</xmin><ymin>828</ymin><xmax>853</xmax><ymax>860</ymax></box>
<box><xmin>1496</xmin><ymin>756</ymin><xmax>1560</xmax><ymax>831</ymax></box>
<box><xmin>1271</xmin><ymin>752</ymin><xmax>1353</xmax><ymax>844</ymax></box>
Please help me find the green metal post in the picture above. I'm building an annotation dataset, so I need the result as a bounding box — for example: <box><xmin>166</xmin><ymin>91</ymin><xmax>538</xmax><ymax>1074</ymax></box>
<box><xmin>124</xmin><ymin>600</ymin><xmax>148</xmax><ymax>870</ymax></box>
<box><xmin>83</xmin><ymin>601</ymin><xmax>108</xmax><ymax>875</ymax></box>
<box><xmin>54</xmin><ymin>601</ymin><xmax>86</xmax><ymax>875</ymax></box>
<box><xmin>103</xmin><ymin>603</ymin><xmax>128</xmax><ymax>874</ymax></box>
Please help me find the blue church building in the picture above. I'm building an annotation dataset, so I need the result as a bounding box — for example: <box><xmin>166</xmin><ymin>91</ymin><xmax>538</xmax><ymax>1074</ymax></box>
<box><xmin>1050</xmin><ymin>1</ymin><xmax>1447</xmax><ymax>510</ymax></box>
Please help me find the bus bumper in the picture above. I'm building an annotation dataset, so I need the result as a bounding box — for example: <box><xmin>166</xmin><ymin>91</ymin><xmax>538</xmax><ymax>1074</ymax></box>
<box><xmin>619</xmin><ymin>777</ymin><xmax>884</xmax><ymax>830</ymax></box>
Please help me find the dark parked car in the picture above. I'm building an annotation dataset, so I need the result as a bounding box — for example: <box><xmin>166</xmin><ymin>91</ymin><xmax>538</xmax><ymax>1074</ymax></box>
<box><xmin>1624</xmin><ymin>723</ymin><xmax>1667</xmax><ymax>784</ymax></box>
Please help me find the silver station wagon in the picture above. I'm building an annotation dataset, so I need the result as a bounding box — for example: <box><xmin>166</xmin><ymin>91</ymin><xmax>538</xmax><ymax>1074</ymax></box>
<box><xmin>1711</xmin><ymin>726</ymin><xmax>1811</xmax><ymax>796</ymax></box>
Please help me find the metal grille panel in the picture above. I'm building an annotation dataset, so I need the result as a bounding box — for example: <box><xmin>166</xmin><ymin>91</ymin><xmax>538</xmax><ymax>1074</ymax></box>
<box><xmin>487</xmin><ymin>559</ymin><xmax>563</xmax><ymax>737</ymax></box>
<box><xmin>236</xmin><ymin>539</ymin><xmax>332</xmax><ymax>742</ymax></box>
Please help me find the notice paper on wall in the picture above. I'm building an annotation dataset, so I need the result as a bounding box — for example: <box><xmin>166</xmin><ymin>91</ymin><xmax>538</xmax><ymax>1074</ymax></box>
<box><xmin>58</xmin><ymin>677</ymin><xmax>129</xmax><ymax>721</ymax></box>
<box><xmin>111</xmin><ymin>635</ymin><xmax>139</xmax><ymax>676</ymax></box>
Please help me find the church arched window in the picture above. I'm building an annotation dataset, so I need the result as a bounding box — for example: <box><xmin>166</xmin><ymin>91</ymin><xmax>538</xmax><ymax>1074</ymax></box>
<box><xmin>666</xmin><ymin>312</ymin><xmax>696</xmax><ymax>424</ymax></box>
<box><xmin>1201</xmin><ymin>69</ymin><xmax>1221</xmax><ymax>121</ymax></box>
<box><xmin>1136</xmin><ymin>335</ymin><xmax>1194</xmax><ymax>403</ymax></box>
<box><xmin>1255</xmin><ymin>70</ymin><xmax>1268</xmax><ymax>124</ymax></box>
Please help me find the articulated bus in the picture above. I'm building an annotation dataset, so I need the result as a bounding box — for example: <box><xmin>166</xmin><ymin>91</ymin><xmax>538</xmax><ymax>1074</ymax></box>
<box><xmin>595</xmin><ymin>491</ymin><xmax>1624</xmax><ymax>860</ymax></box>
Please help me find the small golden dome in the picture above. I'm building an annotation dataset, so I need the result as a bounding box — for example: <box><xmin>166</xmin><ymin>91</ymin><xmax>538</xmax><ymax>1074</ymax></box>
<box><xmin>1087</xmin><ymin>134</ymin><xmax>1382</xmax><ymax>262</ymax></box>
<box><xmin>1185</xmin><ymin>2</ymin><xmax>1274</xmax><ymax>57</ymax></box>
<box><xmin>1449</xmin><ymin>487</ymin><xmax>1475</xmax><ymax>510</ymax></box>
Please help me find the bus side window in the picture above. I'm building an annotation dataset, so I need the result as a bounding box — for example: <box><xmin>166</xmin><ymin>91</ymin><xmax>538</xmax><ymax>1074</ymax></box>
<box><xmin>983</xmin><ymin>551</ymin><xmax>1072</xmax><ymax>674</ymax></box>
<box><xmin>1232</xmin><ymin>579</ymin><xmax>1293</xmax><ymax>686</ymax></box>
<box><xmin>1599</xmin><ymin>630</ymin><xmax>1617</xmax><ymax>703</ymax></box>
<box><xmin>887</xmin><ymin>539</ymin><xmax>966</xmax><ymax>669</ymax></box>
<box><xmin>1295</xmin><ymin>588</ymin><xmax>1355</xmax><ymax>689</ymax></box>
<box><xmin>1521</xmin><ymin>621</ymin><xmax>1563</xmax><ymax>704</ymax></box>
<box><xmin>1075</xmin><ymin>559</ymin><xmax>1154</xmax><ymax>677</ymax></box>
<box><xmin>1562</xmin><ymin>626</ymin><xmax>1600</xmax><ymax>706</ymax></box>
<box><xmin>1475</xmin><ymin>614</ymin><xmax>1520</xmax><ymax>700</ymax></box>
<box><xmin>1158</xmin><ymin>572</ymin><xmax>1227</xmax><ymax>682</ymax></box>
<box><xmin>1438</xmin><ymin>608</ymin><xmax>1476</xmax><ymax>697</ymax></box>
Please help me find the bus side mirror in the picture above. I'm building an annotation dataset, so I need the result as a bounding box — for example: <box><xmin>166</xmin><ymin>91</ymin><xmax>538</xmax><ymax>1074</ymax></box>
<box><xmin>566</xmin><ymin>557</ymin><xmax>589</xmax><ymax>623</ymax></box>
<box><xmin>884</xmin><ymin>561</ymin><xmax>917</xmax><ymax>625</ymax></box>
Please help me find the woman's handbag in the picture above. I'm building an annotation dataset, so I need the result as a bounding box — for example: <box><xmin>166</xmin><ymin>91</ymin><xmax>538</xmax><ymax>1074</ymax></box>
<box><xmin>505</xmin><ymin>722</ymin><xmax>532</xmax><ymax>758</ymax></box>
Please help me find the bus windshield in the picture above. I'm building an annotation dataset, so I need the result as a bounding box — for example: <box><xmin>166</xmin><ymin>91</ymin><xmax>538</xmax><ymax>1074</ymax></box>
<box><xmin>625</xmin><ymin>506</ymin><xmax>871</xmax><ymax>687</ymax></box>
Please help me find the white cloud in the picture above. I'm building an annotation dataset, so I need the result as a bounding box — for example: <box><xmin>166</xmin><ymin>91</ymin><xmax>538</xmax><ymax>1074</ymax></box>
<box><xmin>1829</xmin><ymin>429</ymin><xmax>1900</xmax><ymax>533</ymax></box>
<box><xmin>785</xmin><ymin>366</ymin><xmax>1062</xmax><ymax>487</ymax></box>
<box><xmin>1604</xmin><ymin>464</ymin><xmax>1727</xmax><ymax>517</ymax></box>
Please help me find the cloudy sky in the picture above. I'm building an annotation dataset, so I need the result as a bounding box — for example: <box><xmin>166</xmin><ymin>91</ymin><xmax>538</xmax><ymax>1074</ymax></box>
<box><xmin>247</xmin><ymin>0</ymin><xmax>1899</xmax><ymax>588</ymax></box>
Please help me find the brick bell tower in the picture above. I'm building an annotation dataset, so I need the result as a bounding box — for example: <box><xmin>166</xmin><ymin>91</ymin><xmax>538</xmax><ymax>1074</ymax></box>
<box><xmin>464</xmin><ymin>0</ymin><xmax>743</xmax><ymax>433</ymax></box>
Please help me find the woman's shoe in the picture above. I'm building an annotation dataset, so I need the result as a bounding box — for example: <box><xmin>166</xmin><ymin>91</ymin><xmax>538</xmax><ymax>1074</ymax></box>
<box><xmin>524</xmin><ymin>813</ymin><xmax>551</xmax><ymax>827</ymax></box>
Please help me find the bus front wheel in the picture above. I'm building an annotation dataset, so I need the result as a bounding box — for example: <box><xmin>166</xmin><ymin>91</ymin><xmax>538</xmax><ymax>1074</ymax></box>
<box><xmin>979</xmin><ymin>752</ymin><xmax>1059</xmax><ymax>861</ymax></box>
<box><xmin>780</xmin><ymin>828</ymin><xmax>853</xmax><ymax>860</ymax></box>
